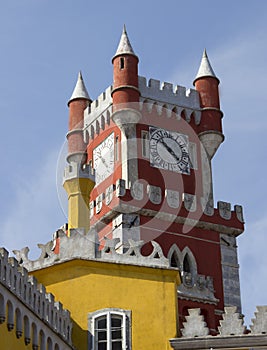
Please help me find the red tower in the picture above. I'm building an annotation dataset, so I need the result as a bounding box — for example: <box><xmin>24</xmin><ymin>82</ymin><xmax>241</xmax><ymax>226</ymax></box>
<box><xmin>68</xmin><ymin>27</ymin><xmax>244</xmax><ymax>334</ymax></box>
<box><xmin>67</xmin><ymin>72</ymin><xmax>92</xmax><ymax>164</ymax></box>
<box><xmin>112</xmin><ymin>25</ymin><xmax>140</xmax><ymax>107</ymax></box>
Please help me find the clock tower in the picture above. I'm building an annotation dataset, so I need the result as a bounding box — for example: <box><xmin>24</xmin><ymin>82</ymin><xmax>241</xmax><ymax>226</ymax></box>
<box><xmin>65</xmin><ymin>26</ymin><xmax>244</xmax><ymax>333</ymax></box>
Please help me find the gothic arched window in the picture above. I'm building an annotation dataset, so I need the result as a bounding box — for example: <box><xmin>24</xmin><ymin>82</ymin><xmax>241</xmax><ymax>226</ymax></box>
<box><xmin>170</xmin><ymin>251</ymin><xmax>180</xmax><ymax>268</ymax></box>
<box><xmin>183</xmin><ymin>253</ymin><xmax>191</xmax><ymax>273</ymax></box>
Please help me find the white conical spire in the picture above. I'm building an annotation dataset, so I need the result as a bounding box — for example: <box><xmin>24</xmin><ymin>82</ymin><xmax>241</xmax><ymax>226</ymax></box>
<box><xmin>113</xmin><ymin>25</ymin><xmax>137</xmax><ymax>59</ymax></box>
<box><xmin>68</xmin><ymin>71</ymin><xmax>91</xmax><ymax>105</ymax></box>
<box><xmin>194</xmin><ymin>49</ymin><xmax>219</xmax><ymax>84</ymax></box>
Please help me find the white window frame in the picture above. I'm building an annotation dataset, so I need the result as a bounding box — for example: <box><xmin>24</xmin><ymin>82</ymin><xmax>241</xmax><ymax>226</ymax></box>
<box><xmin>88</xmin><ymin>308</ymin><xmax>131</xmax><ymax>350</ymax></box>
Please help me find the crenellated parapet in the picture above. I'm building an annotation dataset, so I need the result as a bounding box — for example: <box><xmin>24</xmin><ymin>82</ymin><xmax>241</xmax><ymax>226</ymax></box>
<box><xmin>0</xmin><ymin>248</ymin><xmax>73</xmax><ymax>349</ymax></box>
<box><xmin>170</xmin><ymin>306</ymin><xmax>267</xmax><ymax>349</ymax></box>
<box><xmin>90</xmin><ymin>179</ymin><xmax>244</xmax><ymax>236</ymax></box>
<box><xmin>82</xmin><ymin>77</ymin><xmax>203</xmax><ymax>144</ymax></box>
<box><xmin>138</xmin><ymin>76</ymin><xmax>201</xmax><ymax>124</ymax></box>
<box><xmin>83</xmin><ymin>86</ymin><xmax>113</xmax><ymax>133</ymax></box>
<box><xmin>63</xmin><ymin>161</ymin><xmax>95</xmax><ymax>182</ymax></box>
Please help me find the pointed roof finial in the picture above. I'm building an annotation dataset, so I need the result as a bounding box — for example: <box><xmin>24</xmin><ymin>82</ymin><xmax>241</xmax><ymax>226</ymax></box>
<box><xmin>112</xmin><ymin>25</ymin><xmax>137</xmax><ymax>61</ymax></box>
<box><xmin>68</xmin><ymin>71</ymin><xmax>91</xmax><ymax>105</ymax></box>
<box><xmin>194</xmin><ymin>49</ymin><xmax>219</xmax><ymax>84</ymax></box>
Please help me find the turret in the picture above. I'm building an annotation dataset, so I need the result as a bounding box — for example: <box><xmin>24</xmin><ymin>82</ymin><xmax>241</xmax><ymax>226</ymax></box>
<box><xmin>67</xmin><ymin>71</ymin><xmax>91</xmax><ymax>164</ymax></box>
<box><xmin>63</xmin><ymin>72</ymin><xmax>95</xmax><ymax>233</ymax></box>
<box><xmin>111</xmin><ymin>26</ymin><xmax>141</xmax><ymax>188</ymax></box>
<box><xmin>194</xmin><ymin>50</ymin><xmax>224</xmax><ymax>159</ymax></box>
<box><xmin>111</xmin><ymin>25</ymin><xmax>140</xmax><ymax>108</ymax></box>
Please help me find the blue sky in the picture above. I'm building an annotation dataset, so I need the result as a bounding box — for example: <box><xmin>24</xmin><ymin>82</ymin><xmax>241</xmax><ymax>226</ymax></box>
<box><xmin>1</xmin><ymin>1</ymin><xmax>267</xmax><ymax>326</ymax></box>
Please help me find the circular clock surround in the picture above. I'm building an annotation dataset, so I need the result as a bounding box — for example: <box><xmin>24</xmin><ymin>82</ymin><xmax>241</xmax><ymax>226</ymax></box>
<box><xmin>149</xmin><ymin>127</ymin><xmax>190</xmax><ymax>175</ymax></box>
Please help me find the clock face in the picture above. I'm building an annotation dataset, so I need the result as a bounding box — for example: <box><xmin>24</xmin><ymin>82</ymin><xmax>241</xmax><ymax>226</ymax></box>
<box><xmin>149</xmin><ymin>127</ymin><xmax>190</xmax><ymax>175</ymax></box>
<box><xmin>93</xmin><ymin>133</ymin><xmax>115</xmax><ymax>185</ymax></box>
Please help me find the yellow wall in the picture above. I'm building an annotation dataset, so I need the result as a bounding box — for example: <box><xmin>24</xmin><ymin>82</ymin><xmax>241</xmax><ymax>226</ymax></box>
<box><xmin>0</xmin><ymin>325</ymin><xmax>30</xmax><ymax>350</ymax></box>
<box><xmin>32</xmin><ymin>259</ymin><xmax>180</xmax><ymax>350</ymax></box>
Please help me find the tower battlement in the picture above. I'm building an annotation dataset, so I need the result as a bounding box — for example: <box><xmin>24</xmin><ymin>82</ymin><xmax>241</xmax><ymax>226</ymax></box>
<box><xmin>63</xmin><ymin>162</ymin><xmax>95</xmax><ymax>182</ymax></box>
<box><xmin>84</xmin><ymin>86</ymin><xmax>113</xmax><ymax>129</ymax></box>
<box><xmin>83</xmin><ymin>76</ymin><xmax>202</xmax><ymax>134</ymax></box>
<box><xmin>138</xmin><ymin>76</ymin><xmax>200</xmax><ymax>109</ymax></box>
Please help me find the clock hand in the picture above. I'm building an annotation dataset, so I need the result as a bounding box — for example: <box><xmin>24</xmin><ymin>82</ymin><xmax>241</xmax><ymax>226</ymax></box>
<box><xmin>160</xmin><ymin>139</ymin><xmax>181</xmax><ymax>163</ymax></box>
<box><xmin>98</xmin><ymin>153</ymin><xmax>109</xmax><ymax>169</ymax></box>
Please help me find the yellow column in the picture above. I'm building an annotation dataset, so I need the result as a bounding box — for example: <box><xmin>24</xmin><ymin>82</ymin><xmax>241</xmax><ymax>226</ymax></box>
<box><xmin>63</xmin><ymin>163</ymin><xmax>95</xmax><ymax>234</ymax></box>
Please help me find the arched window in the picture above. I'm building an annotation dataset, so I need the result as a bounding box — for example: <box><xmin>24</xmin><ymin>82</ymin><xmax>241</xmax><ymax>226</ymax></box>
<box><xmin>183</xmin><ymin>253</ymin><xmax>191</xmax><ymax>273</ymax></box>
<box><xmin>167</xmin><ymin>244</ymin><xmax>182</xmax><ymax>271</ymax></box>
<box><xmin>88</xmin><ymin>308</ymin><xmax>131</xmax><ymax>350</ymax></box>
<box><xmin>170</xmin><ymin>251</ymin><xmax>180</xmax><ymax>268</ymax></box>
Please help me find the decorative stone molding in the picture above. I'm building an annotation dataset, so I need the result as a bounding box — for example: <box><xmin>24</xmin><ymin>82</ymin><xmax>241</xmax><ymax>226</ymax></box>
<box><xmin>130</xmin><ymin>181</ymin><xmax>144</xmax><ymax>200</ymax></box>
<box><xmin>92</xmin><ymin>180</ymin><xmax>244</xmax><ymax>237</ymax></box>
<box><xmin>170</xmin><ymin>334</ymin><xmax>267</xmax><ymax>349</ymax></box>
<box><xmin>183</xmin><ymin>193</ymin><xmax>196</xmax><ymax>212</ymax></box>
<box><xmin>218</xmin><ymin>306</ymin><xmax>246</xmax><ymax>335</ymax></box>
<box><xmin>101</xmin><ymin>238</ymin><xmax>170</xmax><ymax>268</ymax></box>
<box><xmin>171</xmin><ymin>306</ymin><xmax>267</xmax><ymax>349</ymax></box>
<box><xmin>250</xmin><ymin>306</ymin><xmax>267</xmax><ymax>334</ymax></box>
<box><xmin>147</xmin><ymin>185</ymin><xmax>162</xmax><ymax>204</ymax></box>
<box><xmin>14</xmin><ymin>230</ymin><xmax>171</xmax><ymax>271</ymax></box>
<box><xmin>181</xmin><ymin>308</ymin><xmax>209</xmax><ymax>337</ymax></box>
<box><xmin>179</xmin><ymin>273</ymin><xmax>218</xmax><ymax>305</ymax></box>
<box><xmin>165</xmin><ymin>189</ymin><xmax>180</xmax><ymax>209</ymax></box>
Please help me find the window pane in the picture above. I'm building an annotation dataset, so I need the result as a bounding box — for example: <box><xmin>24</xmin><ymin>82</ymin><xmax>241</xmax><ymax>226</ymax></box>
<box><xmin>111</xmin><ymin>317</ymin><xmax>122</xmax><ymax>328</ymax></box>
<box><xmin>112</xmin><ymin>341</ymin><xmax>122</xmax><ymax>350</ymax></box>
<box><xmin>97</xmin><ymin>318</ymin><xmax>107</xmax><ymax>329</ymax></box>
<box><xmin>112</xmin><ymin>330</ymin><xmax>122</xmax><ymax>339</ymax></box>
<box><xmin>98</xmin><ymin>343</ymin><xmax>107</xmax><ymax>350</ymax></box>
<box><xmin>97</xmin><ymin>330</ymin><xmax>107</xmax><ymax>341</ymax></box>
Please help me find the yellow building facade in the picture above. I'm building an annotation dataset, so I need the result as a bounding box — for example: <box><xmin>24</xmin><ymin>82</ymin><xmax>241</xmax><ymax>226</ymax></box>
<box><xmin>33</xmin><ymin>258</ymin><xmax>179</xmax><ymax>350</ymax></box>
